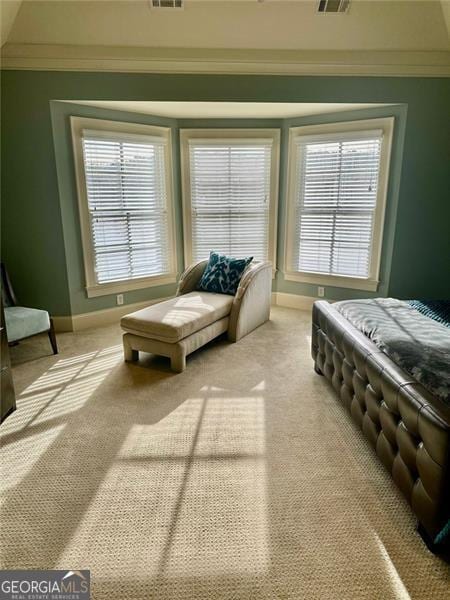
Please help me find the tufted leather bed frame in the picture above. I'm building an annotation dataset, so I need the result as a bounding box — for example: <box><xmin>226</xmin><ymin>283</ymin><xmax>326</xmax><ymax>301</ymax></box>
<box><xmin>312</xmin><ymin>301</ymin><xmax>450</xmax><ymax>550</ymax></box>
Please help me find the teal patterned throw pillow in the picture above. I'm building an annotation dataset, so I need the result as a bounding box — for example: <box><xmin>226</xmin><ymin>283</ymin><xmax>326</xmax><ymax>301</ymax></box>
<box><xmin>197</xmin><ymin>251</ymin><xmax>253</xmax><ymax>296</ymax></box>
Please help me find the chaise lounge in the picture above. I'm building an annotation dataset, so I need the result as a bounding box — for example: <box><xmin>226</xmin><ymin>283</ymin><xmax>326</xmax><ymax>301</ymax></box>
<box><xmin>121</xmin><ymin>259</ymin><xmax>272</xmax><ymax>372</ymax></box>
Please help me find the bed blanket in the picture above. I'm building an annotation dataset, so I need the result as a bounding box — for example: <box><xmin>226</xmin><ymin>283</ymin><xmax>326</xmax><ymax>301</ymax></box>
<box><xmin>334</xmin><ymin>298</ymin><xmax>450</xmax><ymax>404</ymax></box>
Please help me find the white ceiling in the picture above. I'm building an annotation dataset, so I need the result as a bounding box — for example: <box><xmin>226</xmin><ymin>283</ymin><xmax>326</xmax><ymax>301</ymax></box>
<box><xmin>68</xmin><ymin>101</ymin><xmax>390</xmax><ymax>119</ymax></box>
<box><xmin>5</xmin><ymin>1</ymin><xmax>450</xmax><ymax>51</ymax></box>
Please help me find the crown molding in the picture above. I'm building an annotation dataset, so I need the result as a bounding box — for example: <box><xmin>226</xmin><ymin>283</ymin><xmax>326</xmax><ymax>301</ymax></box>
<box><xmin>2</xmin><ymin>44</ymin><xmax>450</xmax><ymax>77</ymax></box>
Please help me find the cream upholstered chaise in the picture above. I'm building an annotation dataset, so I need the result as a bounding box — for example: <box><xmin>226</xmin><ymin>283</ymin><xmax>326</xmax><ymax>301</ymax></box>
<box><xmin>120</xmin><ymin>260</ymin><xmax>272</xmax><ymax>372</ymax></box>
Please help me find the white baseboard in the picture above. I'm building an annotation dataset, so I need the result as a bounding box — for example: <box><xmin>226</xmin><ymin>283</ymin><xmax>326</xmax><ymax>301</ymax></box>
<box><xmin>51</xmin><ymin>315</ymin><xmax>74</xmax><ymax>332</ymax></box>
<box><xmin>272</xmin><ymin>292</ymin><xmax>318</xmax><ymax>312</ymax></box>
<box><xmin>53</xmin><ymin>296</ymin><xmax>170</xmax><ymax>332</ymax></box>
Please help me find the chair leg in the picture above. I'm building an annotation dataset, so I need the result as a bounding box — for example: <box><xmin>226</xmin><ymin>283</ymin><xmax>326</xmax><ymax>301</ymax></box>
<box><xmin>48</xmin><ymin>319</ymin><xmax>58</xmax><ymax>355</ymax></box>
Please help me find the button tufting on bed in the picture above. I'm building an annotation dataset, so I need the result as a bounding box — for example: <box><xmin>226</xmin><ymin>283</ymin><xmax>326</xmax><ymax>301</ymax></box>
<box><xmin>312</xmin><ymin>300</ymin><xmax>450</xmax><ymax>543</ymax></box>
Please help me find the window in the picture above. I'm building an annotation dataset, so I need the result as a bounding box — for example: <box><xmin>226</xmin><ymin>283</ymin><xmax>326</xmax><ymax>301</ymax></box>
<box><xmin>71</xmin><ymin>118</ymin><xmax>177</xmax><ymax>297</ymax></box>
<box><xmin>180</xmin><ymin>129</ymin><xmax>280</xmax><ymax>267</ymax></box>
<box><xmin>285</xmin><ymin>118</ymin><xmax>393</xmax><ymax>291</ymax></box>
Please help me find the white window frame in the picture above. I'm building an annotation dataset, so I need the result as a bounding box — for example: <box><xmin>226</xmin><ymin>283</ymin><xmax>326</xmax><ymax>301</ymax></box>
<box><xmin>71</xmin><ymin>117</ymin><xmax>178</xmax><ymax>298</ymax></box>
<box><xmin>180</xmin><ymin>128</ymin><xmax>280</xmax><ymax>271</ymax></box>
<box><xmin>284</xmin><ymin>117</ymin><xmax>394</xmax><ymax>292</ymax></box>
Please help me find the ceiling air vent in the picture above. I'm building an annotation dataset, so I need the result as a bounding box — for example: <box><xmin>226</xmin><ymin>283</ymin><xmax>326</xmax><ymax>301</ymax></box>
<box><xmin>150</xmin><ymin>0</ymin><xmax>184</xmax><ymax>9</ymax></box>
<box><xmin>318</xmin><ymin>0</ymin><xmax>350</xmax><ymax>13</ymax></box>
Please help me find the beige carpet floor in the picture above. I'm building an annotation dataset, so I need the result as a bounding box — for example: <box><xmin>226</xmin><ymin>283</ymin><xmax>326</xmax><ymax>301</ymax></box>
<box><xmin>1</xmin><ymin>307</ymin><xmax>449</xmax><ymax>599</ymax></box>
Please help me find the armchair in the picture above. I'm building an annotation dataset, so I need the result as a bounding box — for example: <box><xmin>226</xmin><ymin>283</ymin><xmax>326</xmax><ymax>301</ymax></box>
<box><xmin>1</xmin><ymin>263</ymin><xmax>58</xmax><ymax>356</ymax></box>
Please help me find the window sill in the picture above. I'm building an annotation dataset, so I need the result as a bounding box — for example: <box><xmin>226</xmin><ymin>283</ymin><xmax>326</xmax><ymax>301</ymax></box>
<box><xmin>283</xmin><ymin>271</ymin><xmax>379</xmax><ymax>292</ymax></box>
<box><xmin>86</xmin><ymin>273</ymin><xmax>178</xmax><ymax>298</ymax></box>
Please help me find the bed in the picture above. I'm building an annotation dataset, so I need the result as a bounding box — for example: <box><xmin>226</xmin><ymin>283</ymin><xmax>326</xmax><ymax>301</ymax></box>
<box><xmin>311</xmin><ymin>298</ymin><xmax>450</xmax><ymax>552</ymax></box>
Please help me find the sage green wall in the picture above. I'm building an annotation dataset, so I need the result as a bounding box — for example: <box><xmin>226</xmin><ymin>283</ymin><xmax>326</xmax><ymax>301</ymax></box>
<box><xmin>179</xmin><ymin>108</ymin><xmax>406</xmax><ymax>302</ymax></box>
<box><xmin>51</xmin><ymin>102</ymin><xmax>284</xmax><ymax>314</ymax></box>
<box><xmin>50</xmin><ymin>104</ymin><xmax>404</xmax><ymax>314</ymax></box>
<box><xmin>276</xmin><ymin>104</ymin><xmax>407</xmax><ymax>301</ymax></box>
<box><xmin>50</xmin><ymin>101</ymin><xmax>182</xmax><ymax>315</ymax></box>
<box><xmin>2</xmin><ymin>71</ymin><xmax>449</xmax><ymax>317</ymax></box>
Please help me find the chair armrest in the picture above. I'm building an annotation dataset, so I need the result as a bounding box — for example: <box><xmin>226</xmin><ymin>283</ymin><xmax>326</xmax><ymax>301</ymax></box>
<box><xmin>176</xmin><ymin>260</ymin><xmax>208</xmax><ymax>296</ymax></box>
<box><xmin>228</xmin><ymin>261</ymin><xmax>272</xmax><ymax>342</ymax></box>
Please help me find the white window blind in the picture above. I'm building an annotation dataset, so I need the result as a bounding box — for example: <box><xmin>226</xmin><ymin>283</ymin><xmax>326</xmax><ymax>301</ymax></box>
<box><xmin>82</xmin><ymin>132</ymin><xmax>171</xmax><ymax>285</ymax></box>
<box><xmin>188</xmin><ymin>140</ymin><xmax>273</xmax><ymax>262</ymax></box>
<box><xmin>292</xmin><ymin>132</ymin><xmax>382</xmax><ymax>279</ymax></box>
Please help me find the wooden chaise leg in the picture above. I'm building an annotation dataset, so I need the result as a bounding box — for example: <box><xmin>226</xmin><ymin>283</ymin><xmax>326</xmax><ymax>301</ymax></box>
<box><xmin>48</xmin><ymin>318</ymin><xmax>58</xmax><ymax>354</ymax></box>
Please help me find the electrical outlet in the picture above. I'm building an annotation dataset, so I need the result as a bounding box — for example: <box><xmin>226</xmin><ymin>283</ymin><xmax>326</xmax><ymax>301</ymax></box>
<box><xmin>116</xmin><ymin>294</ymin><xmax>124</xmax><ymax>306</ymax></box>
<box><xmin>318</xmin><ymin>286</ymin><xmax>325</xmax><ymax>298</ymax></box>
